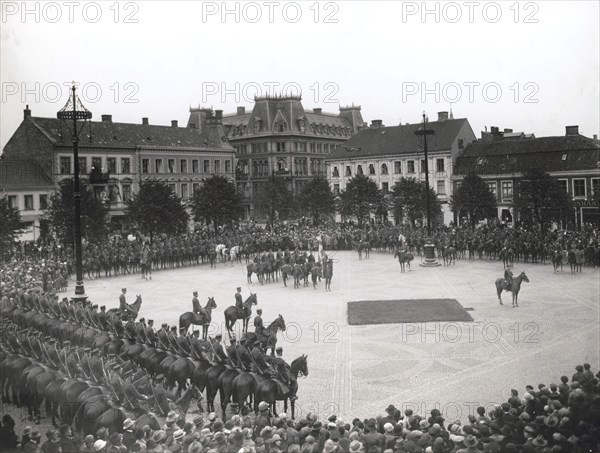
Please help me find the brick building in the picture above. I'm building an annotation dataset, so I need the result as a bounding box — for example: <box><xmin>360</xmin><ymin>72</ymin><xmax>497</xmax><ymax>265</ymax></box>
<box><xmin>453</xmin><ymin>125</ymin><xmax>600</xmax><ymax>227</ymax></box>
<box><xmin>1</xmin><ymin>105</ymin><xmax>234</xmax><ymax>239</ymax></box>
<box><xmin>325</xmin><ymin>112</ymin><xmax>477</xmax><ymax>225</ymax></box>
<box><xmin>200</xmin><ymin>95</ymin><xmax>367</xmax><ymax>220</ymax></box>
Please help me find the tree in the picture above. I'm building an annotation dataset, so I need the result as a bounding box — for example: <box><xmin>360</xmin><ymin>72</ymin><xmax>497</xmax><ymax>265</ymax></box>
<box><xmin>338</xmin><ymin>174</ymin><xmax>383</xmax><ymax>226</ymax></box>
<box><xmin>0</xmin><ymin>196</ymin><xmax>22</xmax><ymax>260</ymax></box>
<box><xmin>254</xmin><ymin>177</ymin><xmax>296</xmax><ymax>227</ymax></box>
<box><xmin>390</xmin><ymin>177</ymin><xmax>442</xmax><ymax>226</ymax></box>
<box><xmin>451</xmin><ymin>173</ymin><xmax>497</xmax><ymax>227</ymax></box>
<box><xmin>45</xmin><ymin>179</ymin><xmax>110</xmax><ymax>245</ymax></box>
<box><xmin>124</xmin><ymin>179</ymin><xmax>189</xmax><ymax>241</ymax></box>
<box><xmin>513</xmin><ymin>168</ymin><xmax>573</xmax><ymax>230</ymax></box>
<box><xmin>297</xmin><ymin>176</ymin><xmax>336</xmax><ymax>226</ymax></box>
<box><xmin>190</xmin><ymin>175</ymin><xmax>242</xmax><ymax>230</ymax></box>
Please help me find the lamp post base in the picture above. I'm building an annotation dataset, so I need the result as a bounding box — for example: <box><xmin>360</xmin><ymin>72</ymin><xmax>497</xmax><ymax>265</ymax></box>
<box><xmin>420</xmin><ymin>239</ymin><xmax>441</xmax><ymax>267</ymax></box>
<box><xmin>71</xmin><ymin>281</ymin><xmax>88</xmax><ymax>304</ymax></box>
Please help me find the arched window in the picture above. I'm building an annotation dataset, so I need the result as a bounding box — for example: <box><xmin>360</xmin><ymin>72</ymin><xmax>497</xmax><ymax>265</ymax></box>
<box><xmin>345</xmin><ymin>166</ymin><xmax>352</xmax><ymax>176</ymax></box>
<box><xmin>357</xmin><ymin>165</ymin><xmax>363</xmax><ymax>175</ymax></box>
<box><xmin>381</xmin><ymin>163</ymin><xmax>388</xmax><ymax>175</ymax></box>
<box><xmin>369</xmin><ymin>164</ymin><xmax>375</xmax><ymax>175</ymax></box>
<box><xmin>333</xmin><ymin>166</ymin><xmax>339</xmax><ymax>177</ymax></box>
<box><xmin>278</xmin><ymin>159</ymin><xmax>286</xmax><ymax>172</ymax></box>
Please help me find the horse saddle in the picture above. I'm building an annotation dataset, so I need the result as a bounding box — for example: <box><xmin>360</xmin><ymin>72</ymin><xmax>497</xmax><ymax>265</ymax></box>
<box><xmin>274</xmin><ymin>378</ymin><xmax>289</xmax><ymax>394</ymax></box>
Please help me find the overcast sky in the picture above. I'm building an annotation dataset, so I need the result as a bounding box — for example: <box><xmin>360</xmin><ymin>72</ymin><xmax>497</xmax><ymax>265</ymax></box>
<box><xmin>1</xmin><ymin>1</ymin><xmax>598</xmax><ymax>151</ymax></box>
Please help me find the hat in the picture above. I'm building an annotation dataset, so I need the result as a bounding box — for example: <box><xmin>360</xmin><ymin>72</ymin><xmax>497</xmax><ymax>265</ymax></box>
<box><xmin>139</xmin><ymin>318</ymin><xmax>145</xmax><ymax>323</ymax></box>
<box><xmin>236</xmin><ymin>287</ymin><xmax>241</xmax><ymax>291</ymax></box>
<box><xmin>464</xmin><ymin>435</ymin><xmax>478</xmax><ymax>447</ymax></box>
<box><xmin>383</xmin><ymin>423</ymin><xmax>393</xmax><ymax>432</ymax></box>
<box><xmin>312</xmin><ymin>421</ymin><xmax>323</xmax><ymax>431</ymax></box>
<box><xmin>532</xmin><ymin>435</ymin><xmax>548</xmax><ymax>447</ymax></box>
<box><xmin>152</xmin><ymin>430</ymin><xmax>166</xmax><ymax>443</ymax></box>
<box><xmin>257</xmin><ymin>309</ymin><xmax>262</xmax><ymax>314</ymax></box>
<box><xmin>323</xmin><ymin>439</ymin><xmax>336</xmax><ymax>453</ymax></box>
<box><xmin>213</xmin><ymin>432</ymin><xmax>226</xmax><ymax>444</ymax></box>
<box><xmin>93</xmin><ymin>439</ymin><xmax>107</xmax><ymax>451</ymax></box>
<box><xmin>155</xmin><ymin>374</ymin><xmax>164</xmax><ymax>381</ymax></box>
<box><xmin>96</xmin><ymin>427</ymin><xmax>107</xmax><ymax>439</ymax></box>
<box><xmin>123</xmin><ymin>418</ymin><xmax>135</xmax><ymax>429</ymax></box>
<box><xmin>108</xmin><ymin>433</ymin><xmax>122</xmax><ymax>445</ymax></box>
<box><xmin>22</xmin><ymin>426</ymin><xmax>32</xmax><ymax>436</ymax></box>
<box><xmin>419</xmin><ymin>420</ymin><xmax>430</xmax><ymax>430</ymax></box>
<box><xmin>31</xmin><ymin>430</ymin><xmax>41</xmax><ymax>440</ymax></box>
<box><xmin>385</xmin><ymin>404</ymin><xmax>396</xmax><ymax>414</ymax></box>
<box><xmin>350</xmin><ymin>440</ymin><xmax>362</xmax><ymax>452</ymax></box>
<box><xmin>173</xmin><ymin>429</ymin><xmax>184</xmax><ymax>441</ymax></box>
<box><xmin>258</xmin><ymin>401</ymin><xmax>269</xmax><ymax>411</ymax></box>
<box><xmin>575</xmin><ymin>365</ymin><xmax>583</xmax><ymax>372</ymax></box>
<box><xmin>166</xmin><ymin>411</ymin><xmax>178</xmax><ymax>423</ymax></box>
<box><xmin>271</xmin><ymin>434</ymin><xmax>282</xmax><ymax>443</ymax></box>
<box><xmin>208</xmin><ymin>412</ymin><xmax>217</xmax><ymax>421</ymax></box>
<box><xmin>193</xmin><ymin>415</ymin><xmax>203</xmax><ymax>427</ymax></box>
<box><xmin>171</xmin><ymin>326</ymin><xmax>177</xmax><ymax>331</ymax></box>
<box><xmin>193</xmin><ymin>291</ymin><xmax>198</xmax><ymax>296</ymax></box>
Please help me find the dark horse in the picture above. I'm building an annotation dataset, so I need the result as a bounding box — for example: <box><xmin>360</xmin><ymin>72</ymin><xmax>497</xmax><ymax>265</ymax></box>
<box><xmin>495</xmin><ymin>271</ymin><xmax>530</xmax><ymax>307</ymax></box>
<box><xmin>500</xmin><ymin>247</ymin><xmax>515</xmax><ymax>269</ymax></box>
<box><xmin>243</xmin><ymin>314</ymin><xmax>286</xmax><ymax>356</ymax></box>
<box><xmin>256</xmin><ymin>354</ymin><xmax>309</xmax><ymax>418</ymax></box>
<box><xmin>179</xmin><ymin>297</ymin><xmax>217</xmax><ymax>339</ymax></box>
<box><xmin>551</xmin><ymin>249</ymin><xmax>563</xmax><ymax>273</ymax></box>
<box><xmin>108</xmin><ymin>294</ymin><xmax>143</xmax><ymax>321</ymax></box>
<box><xmin>224</xmin><ymin>293</ymin><xmax>258</xmax><ymax>338</ymax></box>
<box><xmin>394</xmin><ymin>249</ymin><xmax>413</xmax><ymax>273</ymax></box>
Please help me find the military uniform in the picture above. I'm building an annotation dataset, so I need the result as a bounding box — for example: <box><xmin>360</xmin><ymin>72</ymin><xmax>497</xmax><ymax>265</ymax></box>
<box><xmin>146</xmin><ymin>320</ymin><xmax>157</xmax><ymax>347</ymax></box>
<box><xmin>251</xmin><ymin>342</ymin><xmax>269</xmax><ymax>374</ymax></box>
<box><xmin>235</xmin><ymin>289</ymin><xmax>244</xmax><ymax>317</ymax></box>
<box><xmin>192</xmin><ymin>292</ymin><xmax>201</xmax><ymax>315</ymax></box>
<box><xmin>212</xmin><ymin>336</ymin><xmax>229</xmax><ymax>365</ymax></box>
<box><xmin>254</xmin><ymin>311</ymin><xmax>265</xmax><ymax>339</ymax></box>
<box><xmin>177</xmin><ymin>330</ymin><xmax>192</xmax><ymax>356</ymax></box>
<box><xmin>153</xmin><ymin>376</ymin><xmax>171</xmax><ymax>416</ymax></box>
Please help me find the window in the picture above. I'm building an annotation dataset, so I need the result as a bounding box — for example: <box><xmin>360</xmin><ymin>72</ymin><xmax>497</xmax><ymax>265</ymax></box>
<box><xmin>225</xmin><ymin>160</ymin><xmax>231</xmax><ymax>173</ymax></box>
<box><xmin>382</xmin><ymin>182</ymin><xmax>389</xmax><ymax>192</ymax></box>
<box><xmin>333</xmin><ymin>184</ymin><xmax>340</xmax><ymax>195</ymax></box>
<box><xmin>24</xmin><ymin>195</ymin><xmax>34</xmax><ymax>210</ymax></box>
<box><xmin>180</xmin><ymin>159</ymin><xmax>188</xmax><ymax>174</ymax></box>
<box><xmin>357</xmin><ymin>165</ymin><xmax>363</xmax><ymax>175</ymax></box>
<box><xmin>39</xmin><ymin>194</ymin><xmax>48</xmax><ymax>210</ymax></box>
<box><xmin>458</xmin><ymin>139</ymin><xmax>464</xmax><ymax>149</ymax></box>
<box><xmin>501</xmin><ymin>181</ymin><xmax>513</xmax><ymax>200</ymax></box>
<box><xmin>345</xmin><ymin>166</ymin><xmax>352</xmax><ymax>177</ymax></box>
<box><xmin>573</xmin><ymin>179</ymin><xmax>586</xmax><ymax>197</ymax></box>
<box><xmin>407</xmin><ymin>161</ymin><xmax>415</xmax><ymax>173</ymax></box>
<box><xmin>168</xmin><ymin>183</ymin><xmax>177</xmax><ymax>195</ymax></box>
<box><xmin>168</xmin><ymin>159</ymin><xmax>175</xmax><ymax>173</ymax></box>
<box><xmin>155</xmin><ymin>159</ymin><xmax>162</xmax><ymax>173</ymax></box>
<box><xmin>142</xmin><ymin>159</ymin><xmax>149</xmax><ymax>174</ymax></box>
<box><xmin>181</xmin><ymin>183</ymin><xmax>189</xmax><ymax>199</ymax></box>
<box><xmin>332</xmin><ymin>166</ymin><xmax>339</xmax><ymax>177</ymax></box>
<box><xmin>107</xmin><ymin>158</ymin><xmax>117</xmax><ymax>174</ymax></box>
<box><xmin>192</xmin><ymin>160</ymin><xmax>199</xmax><ymax>173</ymax></box>
<box><xmin>108</xmin><ymin>184</ymin><xmax>119</xmax><ymax>203</ymax></box>
<box><xmin>310</xmin><ymin>143</ymin><xmax>316</xmax><ymax>153</ymax></box>
<box><xmin>317</xmin><ymin>143</ymin><xmax>322</xmax><ymax>153</ymax></box>
<box><xmin>192</xmin><ymin>183</ymin><xmax>199</xmax><ymax>195</ymax></box>
<box><xmin>60</xmin><ymin>156</ymin><xmax>71</xmax><ymax>174</ymax></box>
<box><xmin>436</xmin><ymin>158</ymin><xmax>444</xmax><ymax>172</ymax></box>
<box><xmin>277</xmin><ymin>142</ymin><xmax>286</xmax><ymax>152</ymax></box>
<box><xmin>591</xmin><ymin>178</ymin><xmax>599</xmax><ymax>196</ymax></box>
<box><xmin>394</xmin><ymin>161</ymin><xmax>402</xmax><ymax>174</ymax></box>
<box><xmin>203</xmin><ymin>160</ymin><xmax>210</xmax><ymax>173</ymax></box>
<box><xmin>214</xmin><ymin>160</ymin><xmax>221</xmax><ymax>173</ymax></box>
<box><xmin>381</xmin><ymin>164</ymin><xmax>388</xmax><ymax>175</ymax></box>
<box><xmin>79</xmin><ymin>157</ymin><xmax>87</xmax><ymax>173</ymax></box>
<box><xmin>436</xmin><ymin>181</ymin><xmax>446</xmax><ymax>195</ymax></box>
<box><xmin>121</xmin><ymin>158</ymin><xmax>130</xmax><ymax>174</ymax></box>
<box><xmin>91</xmin><ymin>157</ymin><xmax>102</xmax><ymax>171</ymax></box>
<box><xmin>240</xmin><ymin>145</ymin><xmax>247</xmax><ymax>155</ymax></box>
<box><xmin>122</xmin><ymin>184</ymin><xmax>132</xmax><ymax>202</ymax></box>
<box><xmin>369</xmin><ymin>164</ymin><xmax>375</xmax><ymax>175</ymax></box>
<box><xmin>420</xmin><ymin>159</ymin><xmax>426</xmax><ymax>173</ymax></box>
<box><xmin>298</xmin><ymin>142</ymin><xmax>306</xmax><ymax>153</ymax></box>
<box><xmin>487</xmin><ymin>181</ymin><xmax>497</xmax><ymax>196</ymax></box>
<box><xmin>558</xmin><ymin>179</ymin><xmax>568</xmax><ymax>193</ymax></box>
<box><xmin>8</xmin><ymin>195</ymin><xmax>17</xmax><ymax>209</ymax></box>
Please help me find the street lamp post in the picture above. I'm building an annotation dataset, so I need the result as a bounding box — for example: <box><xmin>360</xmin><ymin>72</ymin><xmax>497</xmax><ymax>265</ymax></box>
<box><xmin>415</xmin><ymin>113</ymin><xmax>441</xmax><ymax>267</ymax></box>
<box><xmin>57</xmin><ymin>83</ymin><xmax>92</xmax><ymax>302</ymax></box>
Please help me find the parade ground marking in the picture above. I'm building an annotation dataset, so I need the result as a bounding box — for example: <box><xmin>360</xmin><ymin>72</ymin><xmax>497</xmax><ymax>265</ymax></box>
<box><xmin>347</xmin><ymin>299</ymin><xmax>474</xmax><ymax>325</ymax></box>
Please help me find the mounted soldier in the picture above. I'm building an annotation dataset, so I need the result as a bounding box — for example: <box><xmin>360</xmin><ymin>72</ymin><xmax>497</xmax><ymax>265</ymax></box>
<box><xmin>192</xmin><ymin>291</ymin><xmax>201</xmax><ymax>315</ymax></box>
<box><xmin>254</xmin><ymin>309</ymin><xmax>265</xmax><ymax>340</ymax></box>
<box><xmin>504</xmin><ymin>268</ymin><xmax>513</xmax><ymax>289</ymax></box>
<box><xmin>146</xmin><ymin>319</ymin><xmax>157</xmax><ymax>347</ymax></box>
<box><xmin>177</xmin><ymin>328</ymin><xmax>192</xmax><ymax>356</ymax></box>
<box><xmin>211</xmin><ymin>334</ymin><xmax>229</xmax><ymax>365</ymax></box>
<box><xmin>251</xmin><ymin>340</ymin><xmax>270</xmax><ymax>375</ymax></box>
<box><xmin>227</xmin><ymin>337</ymin><xmax>240</xmax><ymax>368</ymax></box>
<box><xmin>235</xmin><ymin>287</ymin><xmax>244</xmax><ymax>317</ymax></box>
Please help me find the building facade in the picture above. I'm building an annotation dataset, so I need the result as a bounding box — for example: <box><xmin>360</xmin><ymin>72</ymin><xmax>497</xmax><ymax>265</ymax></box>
<box><xmin>453</xmin><ymin>125</ymin><xmax>600</xmax><ymax>227</ymax></box>
<box><xmin>325</xmin><ymin>112</ymin><xmax>477</xmax><ymax>225</ymax></box>
<box><xmin>199</xmin><ymin>95</ymin><xmax>367</xmax><ymax>220</ymax></box>
<box><xmin>1</xmin><ymin>106</ymin><xmax>234</xmax><ymax>239</ymax></box>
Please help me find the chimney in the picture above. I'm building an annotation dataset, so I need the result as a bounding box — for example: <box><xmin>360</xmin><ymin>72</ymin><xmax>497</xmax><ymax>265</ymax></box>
<box><xmin>313</xmin><ymin>108</ymin><xmax>322</xmax><ymax>115</ymax></box>
<box><xmin>101</xmin><ymin>114</ymin><xmax>112</xmax><ymax>123</ymax></box>
<box><xmin>24</xmin><ymin>105</ymin><xmax>31</xmax><ymax>120</ymax></box>
<box><xmin>490</xmin><ymin>126</ymin><xmax>499</xmax><ymax>134</ymax></box>
<box><xmin>142</xmin><ymin>117</ymin><xmax>149</xmax><ymax>125</ymax></box>
<box><xmin>215</xmin><ymin>110</ymin><xmax>223</xmax><ymax>119</ymax></box>
<box><xmin>370</xmin><ymin>119</ymin><xmax>383</xmax><ymax>129</ymax></box>
<box><xmin>504</xmin><ymin>128</ymin><xmax>513</xmax><ymax>133</ymax></box>
<box><xmin>594</xmin><ymin>134</ymin><xmax>598</xmax><ymax>141</ymax></box>
<box><xmin>437</xmin><ymin>111</ymin><xmax>449</xmax><ymax>122</ymax></box>
<box><xmin>171</xmin><ymin>120</ymin><xmax>178</xmax><ymax>128</ymax></box>
<box><xmin>237</xmin><ymin>106</ymin><xmax>246</xmax><ymax>115</ymax></box>
<box><xmin>565</xmin><ymin>125</ymin><xmax>579</xmax><ymax>136</ymax></box>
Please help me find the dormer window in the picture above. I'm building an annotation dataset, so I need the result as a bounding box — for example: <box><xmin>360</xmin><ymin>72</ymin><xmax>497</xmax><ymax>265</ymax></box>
<box><xmin>298</xmin><ymin>118</ymin><xmax>305</xmax><ymax>133</ymax></box>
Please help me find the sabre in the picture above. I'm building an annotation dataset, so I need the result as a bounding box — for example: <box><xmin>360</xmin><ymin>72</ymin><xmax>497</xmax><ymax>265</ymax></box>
<box><xmin>75</xmin><ymin>349</ymin><xmax>91</xmax><ymax>381</ymax></box>
<box><xmin>54</xmin><ymin>343</ymin><xmax>71</xmax><ymax>378</ymax></box>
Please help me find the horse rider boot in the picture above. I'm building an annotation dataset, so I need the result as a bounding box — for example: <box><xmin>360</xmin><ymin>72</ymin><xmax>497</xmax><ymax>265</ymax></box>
<box><xmin>504</xmin><ymin>268</ymin><xmax>513</xmax><ymax>288</ymax></box>
<box><xmin>212</xmin><ymin>334</ymin><xmax>229</xmax><ymax>365</ymax></box>
<box><xmin>254</xmin><ymin>309</ymin><xmax>265</xmax><ymax>340</ymax></box>
<box><xmin>235</xmin><ymin>287</ymin><xmax>244</xmax><ymax>318</ymax></box>
<box><xmin>192</xmin><ymin>291</ymin><xmax>201</xmax><ymax>316</ymax></box>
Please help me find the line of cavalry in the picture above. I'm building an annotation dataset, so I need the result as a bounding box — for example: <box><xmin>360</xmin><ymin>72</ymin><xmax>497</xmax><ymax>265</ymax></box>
<box><xmin>0</xmin><ymin>289</ymin><xmax>309</xmax><ymax>438</ymax></box>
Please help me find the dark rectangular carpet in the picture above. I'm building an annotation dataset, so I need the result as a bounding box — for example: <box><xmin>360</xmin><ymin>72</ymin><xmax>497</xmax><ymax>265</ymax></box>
<box><xmin>347</xmin><ymin>299</ymin><xmax>474</xmax><ymax>325</ymax></box>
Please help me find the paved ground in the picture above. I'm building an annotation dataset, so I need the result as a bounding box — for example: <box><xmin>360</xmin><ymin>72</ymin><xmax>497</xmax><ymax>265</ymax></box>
<box><xmin>78</xmin><ymin>251</ymin><xmax>599</xmax><ymax>423</ymax></box>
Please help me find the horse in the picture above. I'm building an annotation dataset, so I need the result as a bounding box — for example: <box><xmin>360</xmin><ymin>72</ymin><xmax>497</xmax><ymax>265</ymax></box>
<box><xmin>280</xmin><ymin>264</ymin><xmax>294</xmax><ymax>287</ymax></box>
<box><xmin>246</xmin><ymin>263</ymin><xmax>262</xmax><ymax>284</ymax></box>
<box><xmin>293</xmin><ymin>264</ymin><xmax>304</xmax><ymax>289</ymax></box>
<box><xmin>244</xmin><ymin>314</ymin><xmax>286</xmax><ymax>356</ymax></box>
<box><xmin>116</xmin><ymin>295</ymin><xmax>143</xmax><ymax>321</ymax></box>
<box><xmin>394</xmin><ymin>249</ymin><xmax>413</xmax><ymax>273</ymax></box>
<box><xmin>256</xmin><ymin>354</ymin><xmax>308</xmax><ymax>419</ymax></box>
<box><xmin>551</xmin><ymin>249</ymin><xmax>563</xmax><ymax>273</ymax></box>
<box><xmin>495</xmin><ymin>271</ymin><xmax>530</xmax><ymax>307</ymax></box>
<box><xmin>230</xmin><ymin>245</ymin><xmax>242</xmax><ymax>264</ymax></box>
<box><xmin>310</xmin><ymin>264</ymin><xmax>322</xmax><ymax>290</ymax></box>
<box><xmin>224</xmin><ymin>293</ymin><xmax>258</xmax><ymax>338</ymax></box>
<box><xmin>215</xmin><ymin>244</ymin><xmax>227</xmax><ymax>263</ymax></box>
<box><xmin>179</xmin><ymin>297</ymin><xmax>217</xmax><ymax>339</ymax></box>
<box><xmin>500</xmin><ymin>247</ymin><xmax>515</xmax><ymax>269</ymax></box>
<box><xmin>323</xmin><ymin>261</ymin><xmax>333</xmax><ymax>291</ymax></box>
<box><xmin>442</xmin><ymin>246</ymin><xmax>456</xmax><ymax>266</ymax></box>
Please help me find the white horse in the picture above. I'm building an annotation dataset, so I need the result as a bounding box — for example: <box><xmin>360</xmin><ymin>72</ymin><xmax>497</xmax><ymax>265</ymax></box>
<box><xmin>230</xmin><ymin>245</ymin><xmax>241</xmax><ymax>264</ymax></box>
<box><xmin>215</xmin><ymin>244</ymin><xmax>227</xmax><ymax>262</ymax></box>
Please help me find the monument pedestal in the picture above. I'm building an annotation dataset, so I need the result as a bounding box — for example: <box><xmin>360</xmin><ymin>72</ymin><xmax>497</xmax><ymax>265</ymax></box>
<box><xmin>420</xmin><ymin>240</ymin><xmax>441</xmax><ymax>267</ymax></box>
